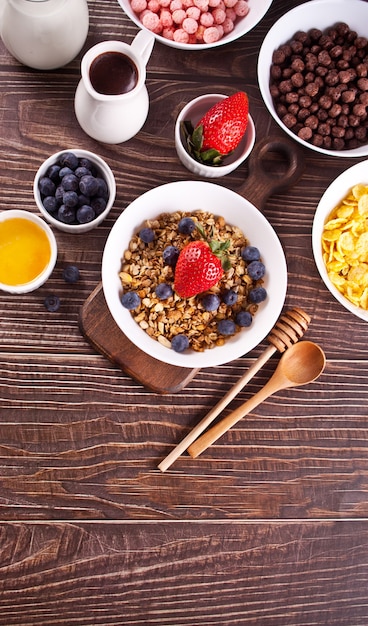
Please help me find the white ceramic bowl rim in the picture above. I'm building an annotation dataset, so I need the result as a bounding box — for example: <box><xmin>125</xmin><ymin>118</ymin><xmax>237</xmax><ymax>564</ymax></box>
<box><xmin>258</xmin><ymin>0</ymin><xmax>368</xmax><ymax>158</ymax></box>
<box><xmin>0</xmin><ymin>209</ymin><xmax>57</xmax><ymax>294</ymax></box>
<box><xmin>116</xmin><ymin>0</ymin><xmax>273</xmax><ymax>50</ymax></box>
<box><xmin>312</xmin><ymin>159</ymin><xmax>368</xmax><ymax>322</ymax></box>
<box><xmin>102</xmin><ymin>180</ymin><xmax>287</xmax><ymax>368</ymax></box>
<box><xmin>33</xmin><ymin>148</ymin><xmax>116</xmax><ymax>234</ymax></box>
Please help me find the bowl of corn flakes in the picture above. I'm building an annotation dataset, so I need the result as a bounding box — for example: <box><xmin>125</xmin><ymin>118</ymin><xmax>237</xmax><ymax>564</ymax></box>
<box><xmin>312</xmin><ymin>160</ymin><xmax>368</xmax><ymax>321</ymax></box>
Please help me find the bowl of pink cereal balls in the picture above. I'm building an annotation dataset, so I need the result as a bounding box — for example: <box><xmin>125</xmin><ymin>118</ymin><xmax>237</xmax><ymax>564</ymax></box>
<box><xmin>116</xmin><ymin>0</ymin><xmax>273</xmax><ymax>49</ymax></box>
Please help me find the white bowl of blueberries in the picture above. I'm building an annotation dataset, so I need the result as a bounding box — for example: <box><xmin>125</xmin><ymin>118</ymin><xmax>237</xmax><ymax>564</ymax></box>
<box><xmin>33</xmin><ymin>149</ymin><xmax>116</xmax><ymax>233</ymax></box>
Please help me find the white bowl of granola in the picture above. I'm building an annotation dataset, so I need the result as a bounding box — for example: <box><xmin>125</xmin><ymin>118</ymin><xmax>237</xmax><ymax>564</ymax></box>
<box><xmin>102</xmin><ymin>181</ymin><xmax>287</xmax><ymax>368</ymax></box>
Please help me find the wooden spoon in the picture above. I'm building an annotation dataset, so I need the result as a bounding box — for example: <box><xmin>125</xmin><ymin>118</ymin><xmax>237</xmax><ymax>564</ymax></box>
<box><xmin>158</xmin><ymin>307</ymin><xmax>310</xmax><ymax>472</ymax></box>
<box><xmin>187</xmin><ymin>341</ymin><xmax>326</xmax><ymax>459</ymax></box>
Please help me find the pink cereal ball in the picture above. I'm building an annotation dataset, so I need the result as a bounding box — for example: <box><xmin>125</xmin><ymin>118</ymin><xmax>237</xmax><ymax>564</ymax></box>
<box><xmin>131</xmin><ymin>0</ymin><xmax>147</xmax><ymax>12</ymax></box>
<box><xmin>216</xmin><ymin>24</ymin><xmax>224</xmax><ymax>37</ymax></box>
<box><xmin>200</xmin><ymin>11</ymin><xmax>213</xmax><ymax>26</ymax></box>
<box><xmin>208</xmin><ymin>0</ymin><xmax>221</xmax><ymax>6</ymax></box>
<box><xmin>222</xmin><ymin>16</ymin><xmax>234</xmax><ymax>33</ymax></box>
<box><xmin>182</xmin><ymin>0</ymin><xmax>194</xmax><ymax>7</ymax></box>
<box><xmin>170</xmin><ymin>0</ymin><xmax>183</xmax><ymax>10</ymax></box>
<box><xmin>172</xmin><ymin>8</ymin><xmax>186</xmax><ymax>23</ymax></box>
<box><xmin>186</xmin><ymin>6</ymin><xmax>200</xmax><ymax>19</ymax></box>
<box><xmin>182</xmin><ymin>16</ymin><xmax>198</xmax><ymax>33</ymax></box>
<box><xmin>173</xmin><ymin>27</ymin><xmax>190</xmax><ymax>42</ymax></box>
<box><xmin>142</xmin><ymin>10</ymin><xmax>161</xmax><ymax>30</ymax></box>
<box><xmin>203</xmin><ymin>25</ymin><xmax>220</xmax><ymax>43</ymax></box>
<box><xmin>223</xmin><ymin>0</ymin><xmax>237</xmax><ymax>6</ymax></box>
<box><xmin>193</xmin><ymin>0</ymin><xmax>209</xmax><ymax>11</ymax></box>
<box><xmin>159</xmin><ymin>0</ymin><xmax>171</xmax><ymax>5</ymax></box>
<box><xmin>234</xmin><ymin>0</ymin><xmax>249</xmax><ymax>17</ymax></box>
<box><xmin>225</xmin><ymin>7</ymin><xmax>236</xmax><ymax>20</ymax></box>
<box><xmin>212</xmin><ymin>7</ymin><xmax>226</xmax><ymax>23</ymax></box>
<box><xmin>195</xmin><ymin>24</ymin><xmax>205</xmax><ymax>40</ymax></box>
<box><xmin>160</xmin><ymin>8</ymin><xmax>173</xmax><ymax>26</ymax></box>
<box><xmin>162</xmin><ymin>26</ymin><xmax>175</xmax><ymax>38</ymax></box>
<box><xmin>148</xmin><ymin>0</ymin><xmax>160</xmax><ymax>11</ymax></box>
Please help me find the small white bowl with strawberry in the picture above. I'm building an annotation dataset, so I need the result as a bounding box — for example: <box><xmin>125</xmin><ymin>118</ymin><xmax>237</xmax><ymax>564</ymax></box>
<box><xmin>102</xmin><ymin>180</ymin><xmax>287</xmax><ymax>369</ymax></box>
<box><xmin>175</xmin><ymin>92</ymin><xmax>255</xmax><ymax>177</ymax></box>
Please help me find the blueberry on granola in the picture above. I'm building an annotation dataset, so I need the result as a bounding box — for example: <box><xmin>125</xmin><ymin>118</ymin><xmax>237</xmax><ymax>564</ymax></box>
<box><xmin>249</xmin><ymin>287</ymin><xmax>267</xmax><ymax>304</ymax></box>
<box><xmin>171</xmin><ymin>334</ymin><xmax>189</xmax><ymax>353</ymax></box>
<box><xmin>218</xmin><ymin>319</ymin><xmax>236</xmax><ymax>336</ymax></box>
<box><xmin>139</xmin><ymin>227</ymin><xmax>155</xmax><ymax>243</ymax></box>
<box><xmin>247</xmin><ymin>260</ymin><xmax>265</xmax><ymax>281</ymax></box>
<box><xmin>201</xmin><ymin>293</ymin><xmax>220</xmax><ymax>311</ymax></box>
<box><xmin>121</xmin><ymin>291</ymin><xmax>141</xmax><ymax>310</ymax></box>
<box><xmin>155</xmin><ymin>283</ymin><xmax>173</xmax><ymax>300</ymax></box>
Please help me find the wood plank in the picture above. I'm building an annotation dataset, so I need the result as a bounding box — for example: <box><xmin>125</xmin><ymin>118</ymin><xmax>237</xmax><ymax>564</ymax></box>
<box><xmin>0</xmin><ymin>521</ymin><xmax>367</xmax><ymax>626</ymax></box>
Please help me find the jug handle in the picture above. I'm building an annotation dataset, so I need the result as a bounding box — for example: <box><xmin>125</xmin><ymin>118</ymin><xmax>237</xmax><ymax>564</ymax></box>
<box><xmin>131</xmin><ymin>29</ymin><xmax>155</xmax><ymax>66</ymax></box>
<box><xmin>0</xmin><ymin>0</ymin><xmax>4</xmax><ymax>28</ymax></box>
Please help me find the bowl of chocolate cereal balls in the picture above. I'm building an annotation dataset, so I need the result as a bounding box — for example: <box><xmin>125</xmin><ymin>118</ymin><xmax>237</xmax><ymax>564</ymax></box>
<box><xmin>116</xmin><ymin>0</ymin><xmax>273</xmax><ymax>50</ymax></box>
<box><xmin>257</xmin><ymin>0</ymin><xmax>368</xmax><ymax>157</ymax></box>
<box><xmin>102</xmin><ymin>180</ymin><xmax>287</xmax><ymax>369</ymax></box>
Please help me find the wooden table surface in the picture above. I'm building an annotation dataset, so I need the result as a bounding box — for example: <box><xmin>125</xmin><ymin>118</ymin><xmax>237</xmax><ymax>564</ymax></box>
<box><xmin>1</xmin><ymin>0</ymin><xmax>368</xmax><ymax>624</ymax></box>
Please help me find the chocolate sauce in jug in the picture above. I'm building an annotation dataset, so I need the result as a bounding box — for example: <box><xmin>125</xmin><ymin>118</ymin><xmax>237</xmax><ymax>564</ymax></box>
<box><xmin>89</xmin><ymin>51</ymin><xmax>138</xmax><ymax>95</ymax></box>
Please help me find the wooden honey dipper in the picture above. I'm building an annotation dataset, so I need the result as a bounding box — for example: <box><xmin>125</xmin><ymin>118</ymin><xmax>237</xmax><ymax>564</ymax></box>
<box><xmin>158</xmin><ymin>307</ymin><xmax>311</xmax><ymax>472</ymax></box>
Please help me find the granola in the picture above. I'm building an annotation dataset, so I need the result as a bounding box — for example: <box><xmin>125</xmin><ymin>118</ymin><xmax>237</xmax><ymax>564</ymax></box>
<box><xmin>119</xmin><ymin>210</ymin><xmax>266</xmax><ymax>352</ymax></box>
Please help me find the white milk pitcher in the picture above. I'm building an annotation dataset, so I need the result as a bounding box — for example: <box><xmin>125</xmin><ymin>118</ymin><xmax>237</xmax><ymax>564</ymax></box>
<box><xmin>74</xmin><ymin>31</ymin><xmax>155</xmax><ymax>144</ymax></box>
<box><xmin>0</xmin><ymin>0</ymin><xmax>89</xmax><ymax>70</ymax></box>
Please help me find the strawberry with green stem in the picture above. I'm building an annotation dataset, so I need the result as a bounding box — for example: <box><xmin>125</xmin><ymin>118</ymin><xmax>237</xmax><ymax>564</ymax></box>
<box><xmin>181</xmin><ymin>91</ymin><xmax>249</xmax><ymax>166</ymax></box>
<box><xmin>174</xmin><ymin>222</ymin><xmax>231</xmax><ymax>299</ymax></box>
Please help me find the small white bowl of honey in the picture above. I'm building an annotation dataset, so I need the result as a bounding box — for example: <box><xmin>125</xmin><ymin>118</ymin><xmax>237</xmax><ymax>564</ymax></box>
<box><xmin>0</xmin><ymin>209</ymin><xmax>57</xmax><ymax>294</ymax></box>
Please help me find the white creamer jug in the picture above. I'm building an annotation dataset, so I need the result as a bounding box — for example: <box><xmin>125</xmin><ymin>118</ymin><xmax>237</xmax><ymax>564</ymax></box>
<box><xmin>0</xmin><ymin>0</ymin><xmax>89</xmax><ymax>70</ymax></box>
<box><xmin>74</xmin><ymin>31</ymin><xmax>155</xmax><ymax>144</ymax></box>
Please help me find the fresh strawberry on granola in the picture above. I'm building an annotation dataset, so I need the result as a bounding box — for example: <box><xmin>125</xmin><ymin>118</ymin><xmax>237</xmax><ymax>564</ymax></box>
<box><xmin>174</xmin><ymin>230</ymin><xmax>231</xmax><ymax>298</ymax></box>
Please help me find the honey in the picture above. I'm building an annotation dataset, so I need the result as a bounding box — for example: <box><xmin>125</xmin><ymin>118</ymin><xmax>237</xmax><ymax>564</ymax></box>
<box><xmin>0</xmin><ymin>217</ymin><xmax>51</xmax><ymax>286</ymax></box>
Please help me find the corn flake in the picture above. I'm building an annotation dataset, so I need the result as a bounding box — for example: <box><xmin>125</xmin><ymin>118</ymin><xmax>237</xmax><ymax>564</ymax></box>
<box><xmin>321</xmin><ymin>183</ymin><xmax>368</xmax><ymax>310</ymax></box>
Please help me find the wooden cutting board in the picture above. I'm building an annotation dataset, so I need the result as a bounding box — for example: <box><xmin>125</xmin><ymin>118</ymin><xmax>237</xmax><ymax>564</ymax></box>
<box><xmin>79</xmin><ymin>136</ymin><xmax>305</xmax><ymax>394</ymax></box>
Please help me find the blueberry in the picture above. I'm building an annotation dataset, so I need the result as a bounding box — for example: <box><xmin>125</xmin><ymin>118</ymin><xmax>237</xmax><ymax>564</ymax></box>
<box><xmin>121</xmin><ymin>291</ymin><xmax>141</xmax><ymax>310</ymax></box>
<box><xmin>235</xmin><ymin>310</ymin><xmax>253</xmax><ymax>327</ymax></box>
<box><xmin>62</xmin><ymin>265</ymin><xmax>80</xmax><ymax>284</ymax></box>
<box><xmin>163</xmin><ymin>246</ymin><xmax>180</xmax><ymax>267</ymax></box>
<box><xmin>55</xmin><ymin>185</ymin><xmax>64</xmax><ymax>204</ymax></box>
<box><xmin>63</xmin><ymin>190</ymin><xmax>79</xmax><ymax>208</ymax></box>
<box><xmin>77</xmin><ymin>205</ymin><xmax>95</xmax><ymax>224</ymax></box>
<box><xmin>61</xmin><ymin>173</ymin><xmax>79</xmax><ymax>191</ymax></box>
<box><xmin>171</xmin><ymin>334</ymin><xmax>190</xmax><ymax>353</ymax></box>
<box><xmin>249</xmin><ymin>287</ymin><xmax>267</xmax><ymax>304</ymax></box>
<box><xmin>59</xmin><ymin>166</ymin><xmax>73</xmax><ymax>179</ymax></box>
<box><xmin>139</xmin><ymin>227</ymin><xmax>155</xmax><ymax>243</ymax></box>
<box><xmin>247</xmin><ymin>260</ymin><xmax>266</xmax><ymax>281</ymax></box>
<box><xmin>155</xmin><ymin>283</ymin><xmax>173</xmax><ymax>300</ymax></box>
<box><xmin>39</xmin><ymin>176</ymin><xmax>56</xmax><ymax>197</ymax></box>
<box><xmin>42</xmin><ymin>196</ymin><xmax>58</xmax><ymax>213</ymax></box>
<box><xmin>75</xmin><ymin>166</ymin><xmax>91</xmax><ymax>179</ymax></box>
<box><xmin>59</xmin><ymin>152</ymin><xmax>79</xmax><ymax>170</ymax></box>
<box><xmin>47</xmin><ymin>164</ymin><xmax>61</xmax><ymax>183</ymax></box>
<box><xmin>201</xmin><ymin>293</ymin><xmax>220</xmax><ymax>311</ymax></box>
<box><xmin>91</xmin><ymin>196</ymin><xmax>107</xmax><ymax>215</ymax></box>
<box><xmin>241</xmin><ymin>245</ymin><xmax>260</xmax><ymax>262</ymax></box>
<box><xmin>218</xmin><ymin>319</ymin><xmax>236</xmax><ymax>336</ymax></box>
<box><xmin>79</xmin><ymin>157</ymin><xmax>95</xmax><ymax>173</ymax></box>
<box><xmin>222</xmin><ymin>289</ymin><xmax>238</xmax><ymax>306</ymax></box>
<box><xmin>96</xmin><ymin>177</ymin><xmax>108</xmax><ymax>198</ymax></box>
<box><xmin>58</xmin><ymin>204</ymin><xmax>76</xmax><ymax>224</ymax></box>
<box><xmin>79</xmin><ymin>174</ymin><xmax>99</xmax><ymax>197</ymax></box>
<box><xmin>78</xmin><ymin>194</ymin><xmax>90</xmax><ymax>207</ymax></box>
<box><xmin>178</xmin><ymin>217</ymin><xmax>195</xmax><ymax>234</ymax></box>
<box><xmin>44</xmin><ymin>294</ymin><xmax>60</xmax><ymax>312</ymax></box>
